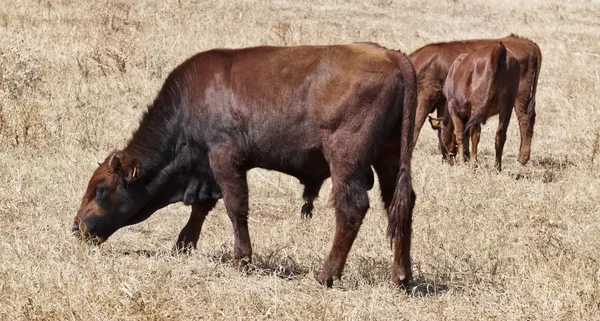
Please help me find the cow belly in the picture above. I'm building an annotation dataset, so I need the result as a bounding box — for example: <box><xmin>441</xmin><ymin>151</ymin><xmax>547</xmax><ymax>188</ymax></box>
<box><xmin>251</xmin><ymin>146</ymin><xmax>331</xmax><ymax>183</ymax></box>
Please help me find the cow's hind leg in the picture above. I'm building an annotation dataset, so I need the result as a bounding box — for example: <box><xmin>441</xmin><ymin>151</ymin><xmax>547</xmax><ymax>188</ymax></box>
<box><xmin>496</xmin><ymin>95</ymin><xmax>515</xmax><ymax>171</ymax></box>
<box><xmin>413</xmin><ymin>89</ymin><xmax>440</xmax><ymax>149</ymax></box>
<box><xmin>300</xmin><ymin>179</ymin><xmax>325</xmax><ymax>219</ymax></box>
<box><xmin>469</xmin><ymin>124</ymin><xmax>481</xmax><ymax>168</ymax></box>
<box><xmin>317</xmin><ymin>161</ymin><xmax>371</xmax><ymax>287</ymax></box>
<box><xmin>373</xmin><ymin>144</ymin><xmax>415</xmax><ymax>289</ymax></box>
<box><xmin>210</xmin><ymin>147</ymin><xmax>252</xmax><ymax>270</ymax></box>
<box><xmin>514</xmin><ymin>92</ymin><xmax>535</xmax><ymax>165</ymax></box>
<box><xmin>462</xmin><ymin>132</ymin><xmax>471</xmax><ymax>163</ymax></box>
<box><xmin>175</xmin><ymin>199</ymin><xmax>218</xmax><ymax>252</ymax></box>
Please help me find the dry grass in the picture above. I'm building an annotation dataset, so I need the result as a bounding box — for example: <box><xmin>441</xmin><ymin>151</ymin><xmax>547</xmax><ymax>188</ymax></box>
<box><xmin>1</xmin><ymin>0</ymin><xmax>600</xmax><ymax>320</ymax></box>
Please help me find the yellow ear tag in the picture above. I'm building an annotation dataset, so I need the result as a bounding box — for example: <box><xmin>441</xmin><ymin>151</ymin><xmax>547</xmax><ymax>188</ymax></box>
<box><xmin>132</xmin><ymin>166</ymin><xmax>137</xmax><ymax>178</ymax></box>
<box><xmin>431</xmin><ymin>119</ymin><xmax>440</xmax><ymax>127</ymax></box>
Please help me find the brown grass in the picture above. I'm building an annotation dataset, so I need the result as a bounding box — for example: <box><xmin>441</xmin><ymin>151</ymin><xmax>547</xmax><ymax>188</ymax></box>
<box><xmin>1</xmin><ymin>0</ymin><xmax>600</xmax><ymax>320</ymax></box>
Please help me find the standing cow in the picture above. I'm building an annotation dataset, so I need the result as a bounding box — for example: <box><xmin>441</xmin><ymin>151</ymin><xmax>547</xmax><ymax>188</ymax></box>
<box><xmin>429</xmin><ymin>42</ymin><xmax>520</xmax><ymax>171</ymax></box>
<box><xmin>410</xmin><ymin>34</ymin><xmax>541</xmax><ymax>165</ymax></box>
<box><xmin>72</xmin><ymin>43</ymin><xmax>418</xmax><ymax>289</ymax></box>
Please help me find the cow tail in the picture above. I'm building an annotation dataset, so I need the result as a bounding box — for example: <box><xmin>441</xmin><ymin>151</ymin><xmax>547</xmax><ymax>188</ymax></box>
<box><xmin>387</xmin><ymin>50</ymin><xmax>417</xmax><ymax>246</ymax></box>
<box><xmin>464</xmin><ymin>42</ymin><xmax>506</xmax><ymax>134</ymax></box>
<box><xmin>491</xmin><ymin>42</ymin><xmax>508</xmax><ymax>91</ymax></box>
<box><xmin>527</xmin><ymin>43</ymin><xmax>542</xmax><ymax>131</ymax></box>
<box><xmin>495</xmin><ymin>42</ymin><xmax>508</xmax><ymax>73</ymax></box>
<box><xmin>464</xmin><ymin>107</ymin><xmax>487</xmax><ymax>134</ymax></box>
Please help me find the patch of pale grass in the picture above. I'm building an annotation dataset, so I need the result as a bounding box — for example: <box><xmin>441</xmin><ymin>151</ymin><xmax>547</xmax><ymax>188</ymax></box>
<box><xmin>1</xmin><ymin>0</ymin><xmax>600</xmax><ymax>320</ymax></box>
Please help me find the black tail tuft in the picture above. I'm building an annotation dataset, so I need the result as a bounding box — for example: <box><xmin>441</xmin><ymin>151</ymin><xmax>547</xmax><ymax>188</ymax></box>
<box><xmin>464</xmin><ymin>107</ymin><xmax>486</xmax><ymax>134</ymax></box>
<box><xmin>496</xmin><ymin>42</ymin><xmax>507</xmax><ymax>72</ymax></box>
<box><xmin>387</xmin><ymin>169</ymin><xmax>416</xmax><ymax>247</ymax></box>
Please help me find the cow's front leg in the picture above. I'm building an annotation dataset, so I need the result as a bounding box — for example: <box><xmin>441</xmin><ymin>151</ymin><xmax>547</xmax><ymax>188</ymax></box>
<box><xmin>448</xmin><ymin>99</ymin><xmax>465</xmax><ymax>164</ymax></box>
<box><xmin>300</xmin><ymin>179</ymin><xmax>325</xmax><ymax>219</ymax></box>
<box><xmin>210</xmin><ymin>147</ymin><xmax>252</xmax><ymax>270</ymax></box>
<box><xmin>175</xmin><ymin>199</ymin><xmax>218</xmax><ymax>252</ymax></box>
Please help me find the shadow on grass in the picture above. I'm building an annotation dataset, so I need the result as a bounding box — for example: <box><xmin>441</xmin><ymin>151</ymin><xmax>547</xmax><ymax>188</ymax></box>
<box><xmin>349</xmin><ymin>257</ymin><xmax>453</xmax><ymax>296</ymax></box>
<box><xmin>512</xmin><ymin>156</ymin><xmax>577</xmax><ymax>183</ymax></box>
<box><xmin>205</xmin><ymin>248</ymin><xmax>311</xmax><ymax>280</ymax></box>
<box><xmin>531</xmin><ymin>156</ymin><xmax>576</xmax><ymax>169</ymax></box>
<box><xmin>408</xmin><ymin>277</ymin><xmax>451</xmax><ymax>297</ymax></box>
<box><xmin>117</xmin><ymin>248</ymin><xmax>454</xmax><ymax>296</ymax></box>
<box><xmin>117</xmin><ymin>244</ymin><xmax>310</xmax><ymax>281</ymax></box>
<box><xmin>121</xmin><ymin>249</ymin><xmax>158</xmax><ymax>257</ymax></box>
<box><xmin>250</xmin><ymin>254</ymin><xmax>311</xmax><ymax>279</ymax></box>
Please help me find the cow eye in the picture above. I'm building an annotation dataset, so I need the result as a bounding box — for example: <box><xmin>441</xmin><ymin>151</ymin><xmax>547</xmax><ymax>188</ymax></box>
<box><xmin>95</xmin><ymin>185</ymin><xmax>106</xmax><ymax>201</ymax></box>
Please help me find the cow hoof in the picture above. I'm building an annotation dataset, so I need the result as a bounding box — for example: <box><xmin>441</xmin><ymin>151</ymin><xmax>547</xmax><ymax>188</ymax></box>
<box><xmin>173</xmin><ymin>239</ymin><xmax>197</xmax><ymax>254</ymax></box>
<box><xmin>391</xmin><ymin>277</ymin><xmax>410</xmax><ymax>292</ymax></box>
<box><xmin>300</xmin><ymin>210</ymin><xmax>313</xmax><ymax>219</ymax></box>
<box><xmin>392</xmin><ymin>267</ymin><xmax>412</xmax><ymax>292</ymax></box>
<box><xmin>233</xmin><ymin>257</ymin><xmax>252</xmax><ymax>272</ymax></box>
<box><xmin>315</xmin><ymin>276</ymin><xmax>333</xmax><ymax>288</ymax></box>
<box><xmin>301</xmin><ymin>202</ymin><xmax>313</xmax><ymax>219</ymax></box>
<box><xmin>518</xmin><ymin>156</ymin><xmax>529</xmax><ymax>166</ymax></box>
<box><xmin>178</xmin><ymin>247</ymin><xmax>195</xmax><ymax>255</ymax></box>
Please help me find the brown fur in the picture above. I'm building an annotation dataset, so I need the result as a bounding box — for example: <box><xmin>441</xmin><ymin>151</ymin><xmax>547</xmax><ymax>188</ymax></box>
<box><xmin>73</xmin><ymin>43</ymin><xmax>417</xmax><ymax>289</ymax></box>
<box><xmin>429</xmin><ymin>42</ymin><xmax>520</xmax><ymax>171</ymax></box>
<box><xmin>410</xmin><ymin>34</ymin><xmax>541</xmax><ymax>165</ymax></box>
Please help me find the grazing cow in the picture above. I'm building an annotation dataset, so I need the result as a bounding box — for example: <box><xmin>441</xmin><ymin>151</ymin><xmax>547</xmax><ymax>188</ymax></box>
<box><xmin>428</xmin><ymin>42</ymin><xmax>520</xmax><ymax>171</ymax></box>
<box><xmin>410</xmin><ymin>34</ymin><xmax>541</xmax><ymax>165</ymax></box>
<box><xmin>72</xmin><ymin>43</ymin><xmax>418</xmax><ymax>289</ymax></box>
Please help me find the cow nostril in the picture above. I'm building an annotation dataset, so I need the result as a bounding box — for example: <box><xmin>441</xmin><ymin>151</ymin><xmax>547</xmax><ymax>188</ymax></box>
<box><xmin>71</xmin><ymin>223</ymin><xmax>80</xmax><ymax>233</ymax></box>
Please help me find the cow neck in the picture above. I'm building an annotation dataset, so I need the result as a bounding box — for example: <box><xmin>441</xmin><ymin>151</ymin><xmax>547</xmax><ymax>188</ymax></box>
<box><xmin>124</xmin><ymin>76</ymin><xmax>185</xmax><ymax>186</ymax></box>
<box><xmin>438</xmin><ymin>121</ymin><xmax>456</xmax><ymax>158</ymax></box>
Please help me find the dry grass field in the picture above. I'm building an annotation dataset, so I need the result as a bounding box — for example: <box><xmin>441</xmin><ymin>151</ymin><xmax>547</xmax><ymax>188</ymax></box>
<box><xmin>1</xmin><ymin>0</ymin><xmax>599</xmax><ymax>319</ymax></box>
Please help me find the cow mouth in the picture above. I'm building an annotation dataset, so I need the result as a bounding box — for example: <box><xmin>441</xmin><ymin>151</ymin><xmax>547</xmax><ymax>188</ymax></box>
<box><xmin>72</xmin><ymin>231</ymin><xmax>106</xmax><ymax>245</ymax></box>
<box><xmin>71</xmin><ymin>220</ymin><xmax>107</xmax><ymax>245</ymax></box>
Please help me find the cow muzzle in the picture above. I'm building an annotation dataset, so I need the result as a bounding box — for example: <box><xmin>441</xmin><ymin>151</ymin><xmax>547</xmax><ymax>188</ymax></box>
<box><xmin>72</xmin><ymin>216</ymin><xmax>106</xmax><ymax>245</ymax></box>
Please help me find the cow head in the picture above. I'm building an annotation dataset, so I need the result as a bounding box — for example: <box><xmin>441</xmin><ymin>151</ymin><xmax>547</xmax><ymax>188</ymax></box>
<box><xmin>428</xmin><ymin>116</ymin><xmax>442</xmax><ymax>131</ymax></box>
<box><xmin>428</xmin><ymin>116</ymin><xmax>457</xmax><ymax>162</ymax></box>
<box><xmin>72</xmin><ymin>149</ymin><xmax>221</xmax><ymax>244</ymax></box>
<box><xmin>72</xmin><ymin>151</ymin><xmax>149</xmax><ymax>243</ymax></box>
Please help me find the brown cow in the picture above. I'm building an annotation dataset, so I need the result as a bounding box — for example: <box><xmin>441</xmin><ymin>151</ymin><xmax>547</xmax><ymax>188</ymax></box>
<box><xmin>428</xmin><ymin>42</ymin><xmax>520</xmax><ymax>171</ymax></box>
<box><xmin>410</xmin><ymin>34</ymin><xmax>541</xmax><ymax>165</ymax></box>
<box><xmin>72</xmin><ymin>43</ymin><xmax>418</xmax><ymax>289</ymax></box>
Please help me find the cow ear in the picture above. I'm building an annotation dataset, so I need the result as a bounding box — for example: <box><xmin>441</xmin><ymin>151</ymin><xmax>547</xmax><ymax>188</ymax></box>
<box><xmin>126</xmin><ymin>159</ymin><xmax>142</xmax><ymax>183</ymax></box>
<box><xmin>109</xmin><ymin>151</ymin><xmax>142</xmax><ymax>184</ymax></box>
<box><xmin>428</xmin><ymin>116</ymin><xmax>442</xmax><ymax>130</ymax></box>
<box><xmin>109</xmin><ymin>152</ymin><xmax>123</xmax><ymax>171</ymax></box>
